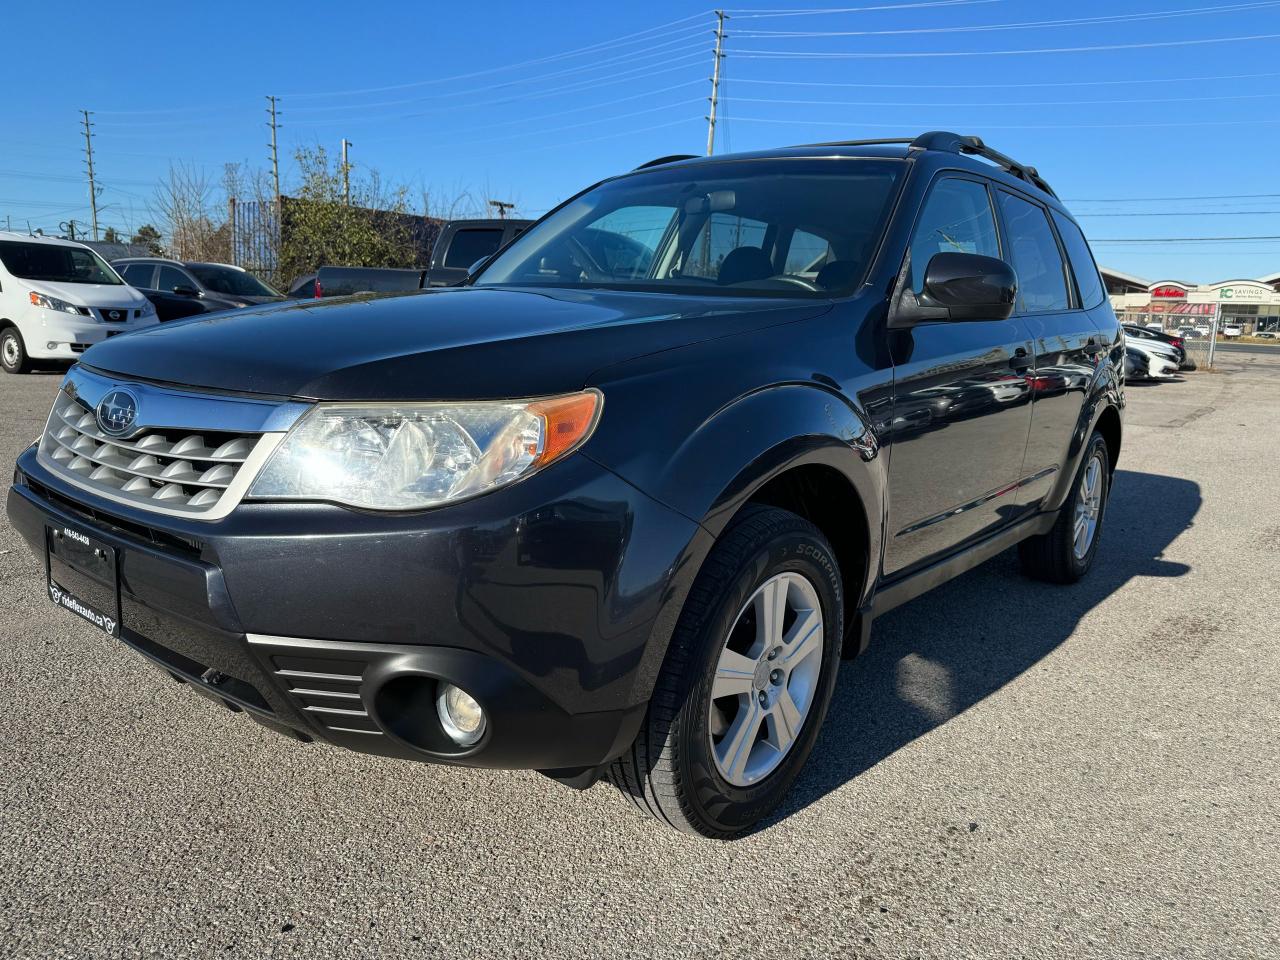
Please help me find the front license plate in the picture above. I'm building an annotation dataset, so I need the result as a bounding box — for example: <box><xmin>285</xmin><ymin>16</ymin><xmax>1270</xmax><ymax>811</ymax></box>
<box><xmin>45</xmin><ymin>524</ymin><xmax>120</xmax><ymax>637</ymax></box>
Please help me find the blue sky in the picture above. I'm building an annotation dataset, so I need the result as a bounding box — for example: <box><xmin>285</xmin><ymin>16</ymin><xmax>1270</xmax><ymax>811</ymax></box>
<box><xmin>4</xmin><ymin>0</ymin><xmax>1280</xmax><ymax>282</ymax></box>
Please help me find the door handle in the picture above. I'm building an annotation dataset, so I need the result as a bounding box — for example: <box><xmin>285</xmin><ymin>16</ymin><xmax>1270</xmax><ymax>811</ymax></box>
<box><xmin>1009</xmin><ymin>347</ymin><xmax>1033</xmax><ymax>372</ymax></box>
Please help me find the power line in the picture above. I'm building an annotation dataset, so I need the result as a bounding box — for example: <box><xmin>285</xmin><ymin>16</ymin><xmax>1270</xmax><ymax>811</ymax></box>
<box><xmin>725</xmin><ymin>70</ymin><xmax>1280</xmax><ymax>90</ymax></box>
<box><xmin>1068</xmin><ymin>193</ymin><xmax>1280</xmax><ymax>203</ymax></box>
<box><xmin>727</xmin><ymin>115</ymin><xmax>1280</xmax><ymax>130</ymax></box>
<box><xmin>286</xmin><ymin>51</ymin><xmax>708</xmax><ymax>117</ymax></box>
<box><xmin>283</xmin><ymin>11</ymin><xmax>715</xmax><ymax>99</ymax></box>
<box><xmin>363</xmin><ymin>98</ymin><xmax>706</xmax><ymax>147</ymax></box>
<box><xmin>1092</xmin><ymin>236</ymin><xmax>1280</xmax><ymax>243</ymax></box>
<box><xmin>731</xmin><ymin>0</ymin><xmax>1280</xmax><ymax>37</ymax></box>
<box><xmin>726</xmin><ymin>0</ymin><xmax>1006</xmax><ymax>17</ymax></box>
<box><xmin>291</xmin><ymin>79</ymin><xmax>705</xmax><ymax>133</ymax></box>
<box><xmin>1077</xmin><ymin>211</ymin><xmax>1280</xmax><ymax>217</ymax></box>
<box><xmin>732</xmin><ymin>32</ymin><xmax>1280</xmax><ymax>59</ymax></box>
<box><xmin>727</xmin><ymin>91</ymin><xmax>1280</xmax><ymax>109</ymax></box>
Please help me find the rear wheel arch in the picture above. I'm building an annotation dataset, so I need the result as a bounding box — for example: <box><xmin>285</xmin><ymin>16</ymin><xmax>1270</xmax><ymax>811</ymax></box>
<box><xmin>1094</xmin><ymin>404</ymin><xmax>1122</xmax><ymax>472</ymax></box>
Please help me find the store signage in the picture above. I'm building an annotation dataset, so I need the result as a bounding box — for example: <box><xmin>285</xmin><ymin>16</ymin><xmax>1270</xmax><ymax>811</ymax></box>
<box><xmin>1151</xmin><ymin>285</ymin><xmax>1187</xmax><ymax>298</ymax></box>
<box><xmin>1218</xmin><ymin>286</ymin><xmax>1267</xmax><ymax>301</ymax></box>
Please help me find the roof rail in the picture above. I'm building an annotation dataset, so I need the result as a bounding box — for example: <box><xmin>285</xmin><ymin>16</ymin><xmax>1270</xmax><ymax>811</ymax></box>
<box><xmin>909</xmin><ymin>131</ymin><xmax>1057</xmax><ymax>198</ymax></box>
<box><xmin>812</xmin><ymin>137</ymin><xmax>917</xmax><ymax>148</ymax></box>
<box><xmin>634</xmin><ymin>154</ymin><xmax>698</xmax><ymax>170</ymax></box>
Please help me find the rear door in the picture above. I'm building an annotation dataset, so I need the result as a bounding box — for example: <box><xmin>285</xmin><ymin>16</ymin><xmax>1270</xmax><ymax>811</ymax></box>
<box><xmin>883</xmin><ymin>175</ymin><xmax>1036</xmax><ymax>577</ymax></box>
<box><xmin>993</xmin><ymin>191</ymin><xmax>1106</xmax><ymax>513</ymax></box>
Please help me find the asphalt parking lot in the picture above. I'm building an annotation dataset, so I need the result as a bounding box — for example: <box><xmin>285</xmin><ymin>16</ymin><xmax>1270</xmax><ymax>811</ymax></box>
<box><xmin>1</xmin><ymin>358</ymin><xmax>1277</xmax><ymax>960</ymax></box>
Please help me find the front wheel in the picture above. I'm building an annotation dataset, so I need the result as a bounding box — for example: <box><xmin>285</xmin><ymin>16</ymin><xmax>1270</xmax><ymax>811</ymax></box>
<box><xmin>1019</xmin><ymin>431</ymin><xmax>1111</xmax><ymax>583</ymax></box>
<box><xmin>609</xmin><ymin>505</ymin><xmax>844</xmax><ymax>838</ymax></box>
<box><xmin>0</xmin><ymin>327</ymin><xmax>30</xmax><ymax>374</ymax></box>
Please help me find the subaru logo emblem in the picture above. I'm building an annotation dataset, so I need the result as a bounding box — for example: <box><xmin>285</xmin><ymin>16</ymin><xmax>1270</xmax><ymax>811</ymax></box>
<box><xmin>96</xmin><ymin>388</ymin><xmax>139</xmax><ymax>436</ymax></box>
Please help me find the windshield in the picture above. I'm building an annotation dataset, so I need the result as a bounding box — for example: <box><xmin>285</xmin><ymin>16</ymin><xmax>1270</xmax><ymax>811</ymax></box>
<box><xmin>474</xmin><ymin>158</ymin><xmax>905</xmax><ymax>298</ymax></box>
<box><xmin>0</xmin><ymin>240</ymin><xmax>123</xmax><ymax>285</ymax></box>
<box><xmin>189</xmin><ymin>264</ymin><xmax>280</xmax><ymax>298</ymax></box>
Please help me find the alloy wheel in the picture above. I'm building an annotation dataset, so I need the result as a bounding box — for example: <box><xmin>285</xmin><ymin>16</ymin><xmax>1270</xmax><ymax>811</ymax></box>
<box><xmin>1073</xmin><ymin>453</ymin><xmax>1104</xmax><ymax>560</ymax></box>
<box><xmin>708</xmin><ymin>572</ymin><xmax>824</xmax><ymax>787</ymax></box>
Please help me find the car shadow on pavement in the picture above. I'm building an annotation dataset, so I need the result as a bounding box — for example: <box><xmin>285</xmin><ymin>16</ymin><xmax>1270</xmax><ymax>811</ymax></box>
<box><xmin>768</xmin><ymin>468</ymin><xmax>1200</xmax><ymax>828</ymax></box>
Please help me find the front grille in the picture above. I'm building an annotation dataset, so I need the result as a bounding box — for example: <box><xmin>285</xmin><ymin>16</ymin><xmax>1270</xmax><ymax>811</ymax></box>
<box><xmin>98</xmin><ymin>308</ymin><xmax>129</xmax><ymax>322</ymax></box>
<box><xmin>41</xmin><ymin>395</ymin><xmax>263</xmax><ymax>515</ymax></box>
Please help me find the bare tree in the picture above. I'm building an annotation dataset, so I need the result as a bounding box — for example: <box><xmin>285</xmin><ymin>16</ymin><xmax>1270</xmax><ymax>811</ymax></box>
<box><xmin>151</xmin><ymin>163</ymin><xmax>229</xmax><ymax>262</ymax></box>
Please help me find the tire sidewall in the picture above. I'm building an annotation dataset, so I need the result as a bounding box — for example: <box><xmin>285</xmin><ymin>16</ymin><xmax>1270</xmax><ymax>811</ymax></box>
<box><xmin>1</xmin><ymin>328</ymin><xmax>26</xmax><ymax>374</ymax></box>
<box><xmin>677</xmin><ymin>525</ymin><xmax>844</xmax><ymax>834</ymax></box>
<box><xmin>1067</xmin><ymin>434</ymin><xmax>1110</xmax><ymax>577</ymax></box>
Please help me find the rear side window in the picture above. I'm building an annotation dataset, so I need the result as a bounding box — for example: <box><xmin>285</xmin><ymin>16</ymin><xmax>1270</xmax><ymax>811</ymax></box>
<box><xmin>996</xmin><ymin>192</ymin><xmax>1070</xmax><ymax>314</ymax></box>
<box><xmin>443</xmin><ymin>229</ymin><xmax>503</xmax><ymax>269</ymax></box>
<box><xmin>1051</xmin><ymin>211</ymin><xmax>1105</xmax><ymax>309</ymax></box>
<box><xmin>909</xmin><ymin>178</ymin><xmax>1000</xmax><ymax>293</ymax></box>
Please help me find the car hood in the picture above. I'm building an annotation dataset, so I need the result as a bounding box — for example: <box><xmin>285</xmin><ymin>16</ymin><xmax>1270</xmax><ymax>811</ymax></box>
<box><xmin>80</xmin><ymin>285</ymin><xmax>832</xmax><ymax>400</ymax></box>
<box><xmin>25</xmin><ymin>279</ymin><xmax>145</xmax><ymax>307</ymax></box>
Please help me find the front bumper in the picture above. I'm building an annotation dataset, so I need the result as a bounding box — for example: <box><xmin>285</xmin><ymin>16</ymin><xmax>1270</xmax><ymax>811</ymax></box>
<box><xmin>9</xmin><ymin>444</ymin><xmax>709</xmax><ymax>771</ymax></box>
<box><xmin>26</xmin><ymin>312</ymin><xmax>159</xmax><ymax>359</ymax></box>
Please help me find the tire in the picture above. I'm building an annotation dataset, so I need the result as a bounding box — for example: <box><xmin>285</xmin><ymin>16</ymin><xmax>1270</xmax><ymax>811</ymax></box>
<box><xmin>608</xmin><ymin>504</ymin><xmax>844</xmax><ymax>838</ymax></box>
<box><xmin>1019</xmin><ymin>431</ymin><xmax>1111</xmax><ymax>584</ymax></box>
<box><xmin>0</xmin><ymin>327</ymin><xmax>30</xmax><ymax>374</ymax></box>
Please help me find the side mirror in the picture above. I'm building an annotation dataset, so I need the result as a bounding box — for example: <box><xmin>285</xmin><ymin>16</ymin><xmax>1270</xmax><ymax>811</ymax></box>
<box><xmin>891</xmin><ymin>252</ymin><xmax>1017</xmax><ymax>327</ymax></box>
<box><xmin>172</xmin><ymin>285</ymin><xmax>199</xmax><ymax>297</ymax></box>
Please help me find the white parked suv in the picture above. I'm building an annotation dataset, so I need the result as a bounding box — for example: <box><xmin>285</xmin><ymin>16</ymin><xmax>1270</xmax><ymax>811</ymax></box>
<box><xmin>0</xmin><ymin>232</ymin><xmax>157</xmax><ymax>374</ymax></box>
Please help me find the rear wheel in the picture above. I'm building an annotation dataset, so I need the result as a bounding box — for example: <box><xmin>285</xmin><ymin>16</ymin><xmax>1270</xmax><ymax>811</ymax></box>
<box><xmin>608</xmin><ymin>505</ymin><xmax>844</xmax><ymax>837</ymax></box>
<box><xmin>0</xmin><ymin>327</ymin><xmax>29</xmax><ymax>374</ymax></box>
<box><xmin>1019</xmin><ymin>431</ymin><xmax>1110</xmax><ymax>583</ymax></box>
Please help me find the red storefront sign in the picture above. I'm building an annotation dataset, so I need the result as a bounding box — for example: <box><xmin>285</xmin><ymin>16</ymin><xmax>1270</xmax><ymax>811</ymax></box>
<box><xmin>1151</xmin><ymin>285</ymin><xmax>1188</xmax><ymax>299</ymax></box>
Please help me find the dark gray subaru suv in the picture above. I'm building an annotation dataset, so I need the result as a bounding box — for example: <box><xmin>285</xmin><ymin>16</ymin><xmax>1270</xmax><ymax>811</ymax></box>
<box><xmin>7</xmin><ymin>133</ymin><xmax>1123</xmax><ymax>837</ymax></box>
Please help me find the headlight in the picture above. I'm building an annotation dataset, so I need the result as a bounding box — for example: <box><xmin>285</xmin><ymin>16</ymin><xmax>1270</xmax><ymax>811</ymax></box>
<box><xmin>28</xmin><ymin>291</ymin><xmax>81</xmax><ymax>315</ymax></box>
<box><xmin>248</xmin><ymin>390</ymin><xmax>601</xmax><ymax>510</ymax></box>
<box><xmin>139</xmin><ymin>301</ymin><xmax>157</xmax><ymax>317</ymax></box>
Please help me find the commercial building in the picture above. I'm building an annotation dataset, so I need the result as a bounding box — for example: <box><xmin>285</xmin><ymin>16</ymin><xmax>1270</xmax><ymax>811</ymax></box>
<box><xmin>1102</xmin><ymin>268</ymin><xmax>1280</xmax><ymax>334</ymax></box>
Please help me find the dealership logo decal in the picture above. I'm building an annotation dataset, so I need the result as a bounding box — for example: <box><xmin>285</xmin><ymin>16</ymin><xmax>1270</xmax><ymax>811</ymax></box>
<box><xmin>48</xmin><ymin>582</ymin><xmax>116</xmax><ymax>634</ymax></box>
<box><xmin>95</xmin><ymin>388</ymin><xmax>139</xmax><ymax>436</ymax></box>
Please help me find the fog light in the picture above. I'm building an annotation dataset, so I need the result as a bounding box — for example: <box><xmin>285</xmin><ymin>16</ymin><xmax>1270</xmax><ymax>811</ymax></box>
<box><xmin>436</xmin><ymin>682</ymin><xmax>486</xmax><ymax>746</ymax></box>
<box><xmin>47</xmin><ymin>342</ymin><xmax>57</xmax><ymax>350</ymax></box>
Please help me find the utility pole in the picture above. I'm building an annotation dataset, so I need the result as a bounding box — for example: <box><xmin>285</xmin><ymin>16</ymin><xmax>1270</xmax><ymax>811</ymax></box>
<box><xmin>266</xmin><ymin>96</ymin><xmax>282</xmax><ymax>207</ymax></box>
<box><xmin>488</xmin><ymin>200</ymin><xmax>515</xmax><ymax>220</ymax></box>
<box><xmin>706</xmin><ymin>11</ymin><xmax>727</xmax><ymax>156</ymax></box>
<box><xmin>81</xmin><ymin>110</ymin><xmax>100</xmax><ymax>240</ymax></box>
<box><xmin>341</xmin><ymin>138</ymin><xmax>352</xmax><ymax>205</ymax></box>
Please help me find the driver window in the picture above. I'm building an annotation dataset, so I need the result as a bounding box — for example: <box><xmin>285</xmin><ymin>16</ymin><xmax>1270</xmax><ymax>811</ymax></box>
<box><xmin>909</xmin><ymin>178</ymin><xmax>999</xmax><ymax>294</ymax></box>
<box><xmin>156</xmin><ymin>266</ymin><xmax>190</xmax><ymax>293</ymax></box>
<box><xmin>586</xmin><ymin>205</ymin><xmax>676</xmax><ymax>278</ymax></box>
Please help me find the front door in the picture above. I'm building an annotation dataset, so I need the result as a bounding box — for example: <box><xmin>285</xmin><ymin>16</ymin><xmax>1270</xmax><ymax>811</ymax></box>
<box><xmin>883</xmin><ymin>175</ymin><xmax>1035</xmax><ymax>578</ymax></box>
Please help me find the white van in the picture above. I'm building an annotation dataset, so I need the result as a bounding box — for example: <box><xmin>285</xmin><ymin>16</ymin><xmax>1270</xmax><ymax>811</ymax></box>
<box><xmin>0</xmin><ymin>232</ymin><xmax>157</xmax><ymax>373</ymax></box>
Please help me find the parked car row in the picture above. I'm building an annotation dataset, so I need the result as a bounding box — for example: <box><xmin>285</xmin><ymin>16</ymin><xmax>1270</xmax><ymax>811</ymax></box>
<box><xmin>0</xmin><ymin>218</ymin><xmax>536</xmax><ymax>373</ymax></box>
<box><xmin>1122</xmin><ymin>323</ymin><xmax>1195</xmax><ymax>381</ymax></box>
